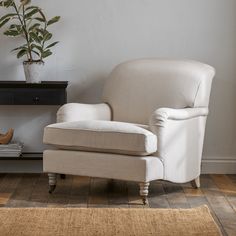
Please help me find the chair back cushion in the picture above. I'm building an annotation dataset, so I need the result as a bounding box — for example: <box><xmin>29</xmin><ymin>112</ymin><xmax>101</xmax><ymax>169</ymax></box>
<box><xmin>102</xmin><ymin>59</ymin><xmax>215</xmax><ymax>124</ymax></box>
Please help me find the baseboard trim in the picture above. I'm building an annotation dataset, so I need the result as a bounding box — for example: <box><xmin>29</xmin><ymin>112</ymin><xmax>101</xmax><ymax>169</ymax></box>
<box><xmin>201</xmin><ymin>159</ymin><xmax>236</xmax><ymax>174</ymax></box>
<box><xmin>0</xmin><ymin>160</ymin><xmax>43</xmax><ymax>173</ymax></box>
<box><xmin>0</xmin><ymin>158</ymin><xmax>235</xmax><ymax>174</ymax></box>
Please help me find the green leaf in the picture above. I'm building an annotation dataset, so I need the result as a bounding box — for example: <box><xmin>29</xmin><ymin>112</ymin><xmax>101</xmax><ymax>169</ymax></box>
<box><xmin>46</xmin><ymin>41</ymin><xmax>59</xmax><ymax>49</ymax></box>
<box><xmin>17</xmin><ymin>49</ymin><xmax>27</xmax><ymax>58</ymax></box>
<box><xmin>37</xmin><ymin>9</ymin><xmax>46</xmax><ymax>22</ymax></box>
<box><xmin>47</xmin><ymin>16</ymin><xmax>60</xmax><ymax>26</ymax></box>
<box><xmin>34</xmin><ymin>17</ymin><xmax>45</xmax><ymax>22</ymax></box>
<box><xmin>9</xmin><ymin>24</ymin><xmax>23</xmax><ymax>34</ymax></box>
<box><xmin>32</xmin><ymin>49</ymin><xmax>40</xmax><ymax>56</ymax></box>
<box><xmin>29</xmin><ymin>32</ymin><xmax>41</xmax><ymax>43</ymax></box>
<box><xmin>9</xmin><ymin>24</ymin><xmax>21</xmax><ymax>29</ymax></box>
<box><xmin>0</xmin><ymin>18</ymin><xmax>10</xmax><ymax>28</ymax></box>
<box><xmin>4</xmin><ymin>29</ymin><xmax>20</xmax><ymax>36</ymax></box>
<box><xmin>44</xmin><ymin>32</ymin><xmax>52</xmax><ymax>41</ymax></box>
<box><xmin>2</xmin><ymin>0</ymin><xmax>14</xmax><ymax>7</ymax></box>
<box><xmin>25</xmin><ymin>5</ymin><xmax>38</xmax><ymax>11</ymax></box>
<box><xmin>11</xmin><ymin>45</ymin><xmax>27</xmax><ymax>52</ymax></box>
<box><xmin>35</xmin><ymin>27</ymin><xmax>45</xmax><ymax>36</ymax></box>
<box><xmin>25</xmin><ymin>9</ymin><xmax>39</xmax><ymax>18</ymax></box>
<box><xmin>29</xmin><ymin>23</ymin><xmax>40</xmax><ymax>31</ymax></box>
<box><xmin>42</xmin><ymin>50</ymin><xmax>52</xmax><ymax>58</ymax></box>
<box><xmin>0</xmin><ymin>13</ymin><xmax>17</xmax><ymax>22</ymax></box>
<box><xmin>31</xmin><ymin>43</ymin><xmax>42</xmax><ymax>52</ymax></box>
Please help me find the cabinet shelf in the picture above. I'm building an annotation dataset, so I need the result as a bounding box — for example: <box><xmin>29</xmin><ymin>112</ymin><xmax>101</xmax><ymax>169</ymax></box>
<box><xmin>0</xmin><ymin>153</ymin><xmax>43</xmax><ymax>161</ymax></box>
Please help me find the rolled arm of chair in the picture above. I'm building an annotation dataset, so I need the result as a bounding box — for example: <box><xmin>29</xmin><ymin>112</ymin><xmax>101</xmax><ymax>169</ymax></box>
<box><xmin>149</xmin><ymin>107</ymin><xmax>209</xmax><ymax>183</ymax></box>
<box><xmin>149</xmin><ymin>107</ymin><xmax>208</xmax><ymax>128</ymax></box>
<box><xmin>57</xmin><ymin>103</ymin><xmax>112</xmax><ymax>123</ymax></box>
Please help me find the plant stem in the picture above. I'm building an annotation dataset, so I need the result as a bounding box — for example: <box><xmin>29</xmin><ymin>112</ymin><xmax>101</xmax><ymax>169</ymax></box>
<box><xmin>12</xmin><ymin>1</ymin><xmax>32</xmax><ymax>61</ymax></box>
<box><xmin>38</xmin><ymin>9</ymin><xmax>47</xmax><ymax>61</ymax></box>
<box><xmin>22</xmin><ymin>4</ymin><xmax>33</xmax><ymax>61</ymax></box>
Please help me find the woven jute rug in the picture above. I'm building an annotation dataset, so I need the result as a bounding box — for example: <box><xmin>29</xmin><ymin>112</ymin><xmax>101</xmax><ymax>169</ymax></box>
<box><xmin>0</xmin><ymin>206</ymin><xmax>221</xmax><ymax>236</ymax></box>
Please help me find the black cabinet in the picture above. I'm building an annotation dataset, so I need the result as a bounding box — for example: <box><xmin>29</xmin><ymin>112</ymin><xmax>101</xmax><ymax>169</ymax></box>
<box><xmin>0</xmin><ymin>81</ymin><xmax>68</xmax><ymax>105</ymax></box>
<box><xmin>0</xmin><ymin>81</ymin><xmax>68</xmax><ymax>171</ymax></box>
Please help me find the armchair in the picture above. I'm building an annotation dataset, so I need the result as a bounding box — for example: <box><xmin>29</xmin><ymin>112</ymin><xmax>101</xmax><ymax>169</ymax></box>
<box><xmin>43</xmin><ymin>59</ymin><xmax>215</xmax><ymax>204</ymax></box>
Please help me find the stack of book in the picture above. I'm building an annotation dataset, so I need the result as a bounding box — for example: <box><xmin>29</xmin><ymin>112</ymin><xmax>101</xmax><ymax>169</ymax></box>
<box><xmin>0</xmin><ymin>142</ymin><xmax>23</xmax><ymax>157</ymax></box>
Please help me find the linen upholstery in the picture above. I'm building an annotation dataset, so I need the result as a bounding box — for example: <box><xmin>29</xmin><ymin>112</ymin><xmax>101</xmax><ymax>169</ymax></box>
<box><xmin>57</xmin><ymin>103</ymin><xmax>111</xmax><ymax>123</ymax></box>
<box><xmin>44</xmin><ymin>150</ymin><xmax>163</xmax><ymax>182</ymax></box>
<box><xmin>150</xmin><ymin>107</ymin><xmax>209</xmax><ymax>127</ymax></box>
<box><xmin>150</xmin><ymin>107</ymin><xmax>208</xmax><ymax>182</ymax></box>
<box><xmin>102</xmin><ymin>59</ymin><xmax>215</xmax><ymax>124</ymax></box>
<box><xmin>43</xmin><ymin>58</ymin><xmax>215</xmax><ymax>187</ymax></box>
<box><xmin>43</xmin><ymin>120</ymin><xmax>157</xmax><ymax>156</ymax></box>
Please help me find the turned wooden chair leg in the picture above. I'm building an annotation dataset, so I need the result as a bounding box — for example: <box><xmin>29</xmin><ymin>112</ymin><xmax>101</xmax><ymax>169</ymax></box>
<box><xmin>191</xmin><ymin>176</ymin><xmax>200</xmax><ymax>189</ymax></box>
<box><xmin>48</xmin><ymin>173</ymin><xmax>57</xmax><ymax>193</ymax></box>
<box><xmin>139</xmin><ymin>182</ymin><xmax>150</xmax><ymax>205</ymax></box>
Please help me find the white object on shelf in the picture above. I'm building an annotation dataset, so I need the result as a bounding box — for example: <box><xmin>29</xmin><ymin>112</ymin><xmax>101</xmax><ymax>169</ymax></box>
<box><xmin>0</xmin><ymin>142</ymin><xmax>24</xmax><ymax>157</ymax></box>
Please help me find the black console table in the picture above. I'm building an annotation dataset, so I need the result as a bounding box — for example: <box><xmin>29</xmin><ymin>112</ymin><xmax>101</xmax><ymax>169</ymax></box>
<box><xmin>0</xmin><ymin>81</ymin><xmax>68</xmax><ymax>105</ymax></box>
<box><xmin>0</xmin><ymin>81</ymin><xmax>68</xmax><ymax>173</ymax></box>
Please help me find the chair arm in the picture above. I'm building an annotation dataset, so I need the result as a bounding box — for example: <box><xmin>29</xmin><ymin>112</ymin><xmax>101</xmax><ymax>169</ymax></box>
<box><xmin>57</xmin><ymin>103</ymin><xmax>112</xmax><ymax>123</ymax></box>
<box><xmin>149</xmin><ymin>107</ymin><xmax>209</xmax><ymax>183</ymax></box>
<box><xmin>149</xmin><ymin>107</ymin><xmax>208</xmax><ymax>128</ymax></box>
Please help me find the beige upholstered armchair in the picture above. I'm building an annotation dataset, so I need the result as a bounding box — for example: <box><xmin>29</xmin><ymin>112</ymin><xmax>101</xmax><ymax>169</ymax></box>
<box><xmin>43</xmin><ymin>59</ymin><xmax>215</xmax><ymax>204</ymax></box>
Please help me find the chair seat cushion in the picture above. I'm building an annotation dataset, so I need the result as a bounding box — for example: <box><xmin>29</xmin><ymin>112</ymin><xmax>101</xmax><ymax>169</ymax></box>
<box><xmin>43</xmin><ymin>120</ymin><xmax>157</xmax><ymax>156</ymax></box>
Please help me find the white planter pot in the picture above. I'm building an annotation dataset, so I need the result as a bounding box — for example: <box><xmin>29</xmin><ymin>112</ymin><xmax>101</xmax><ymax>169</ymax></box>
<box><xmin>23</xmin><ymin>61</ymin><xmax>44</xmax><ymax>83</ymax></box>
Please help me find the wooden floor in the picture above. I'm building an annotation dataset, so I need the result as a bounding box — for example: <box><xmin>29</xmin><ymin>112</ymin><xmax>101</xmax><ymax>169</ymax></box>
<box><xmin>0</xmin><ymin>174</ymin><xmax>236</xmax><ymax>235</ymax></box>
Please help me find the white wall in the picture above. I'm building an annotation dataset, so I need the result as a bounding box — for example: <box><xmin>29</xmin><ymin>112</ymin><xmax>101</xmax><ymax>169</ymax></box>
<box><xmin>0</xmin><ymin>0</ymin><xmax>236</xmax><ymax>170</ymax></box>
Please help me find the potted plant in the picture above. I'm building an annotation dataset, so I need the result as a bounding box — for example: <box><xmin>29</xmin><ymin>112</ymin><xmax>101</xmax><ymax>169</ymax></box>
<box><xmin>0</xmin><ymin>0</ymin><xmax>60</xmax><ymax>83</ymax></box>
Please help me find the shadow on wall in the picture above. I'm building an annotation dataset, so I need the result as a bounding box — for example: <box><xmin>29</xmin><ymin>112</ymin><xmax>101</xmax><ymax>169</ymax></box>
<box><xmin>68</xmin><ymin>74</ymin><xmax>108</xmax><ymax>104</ymax></box>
